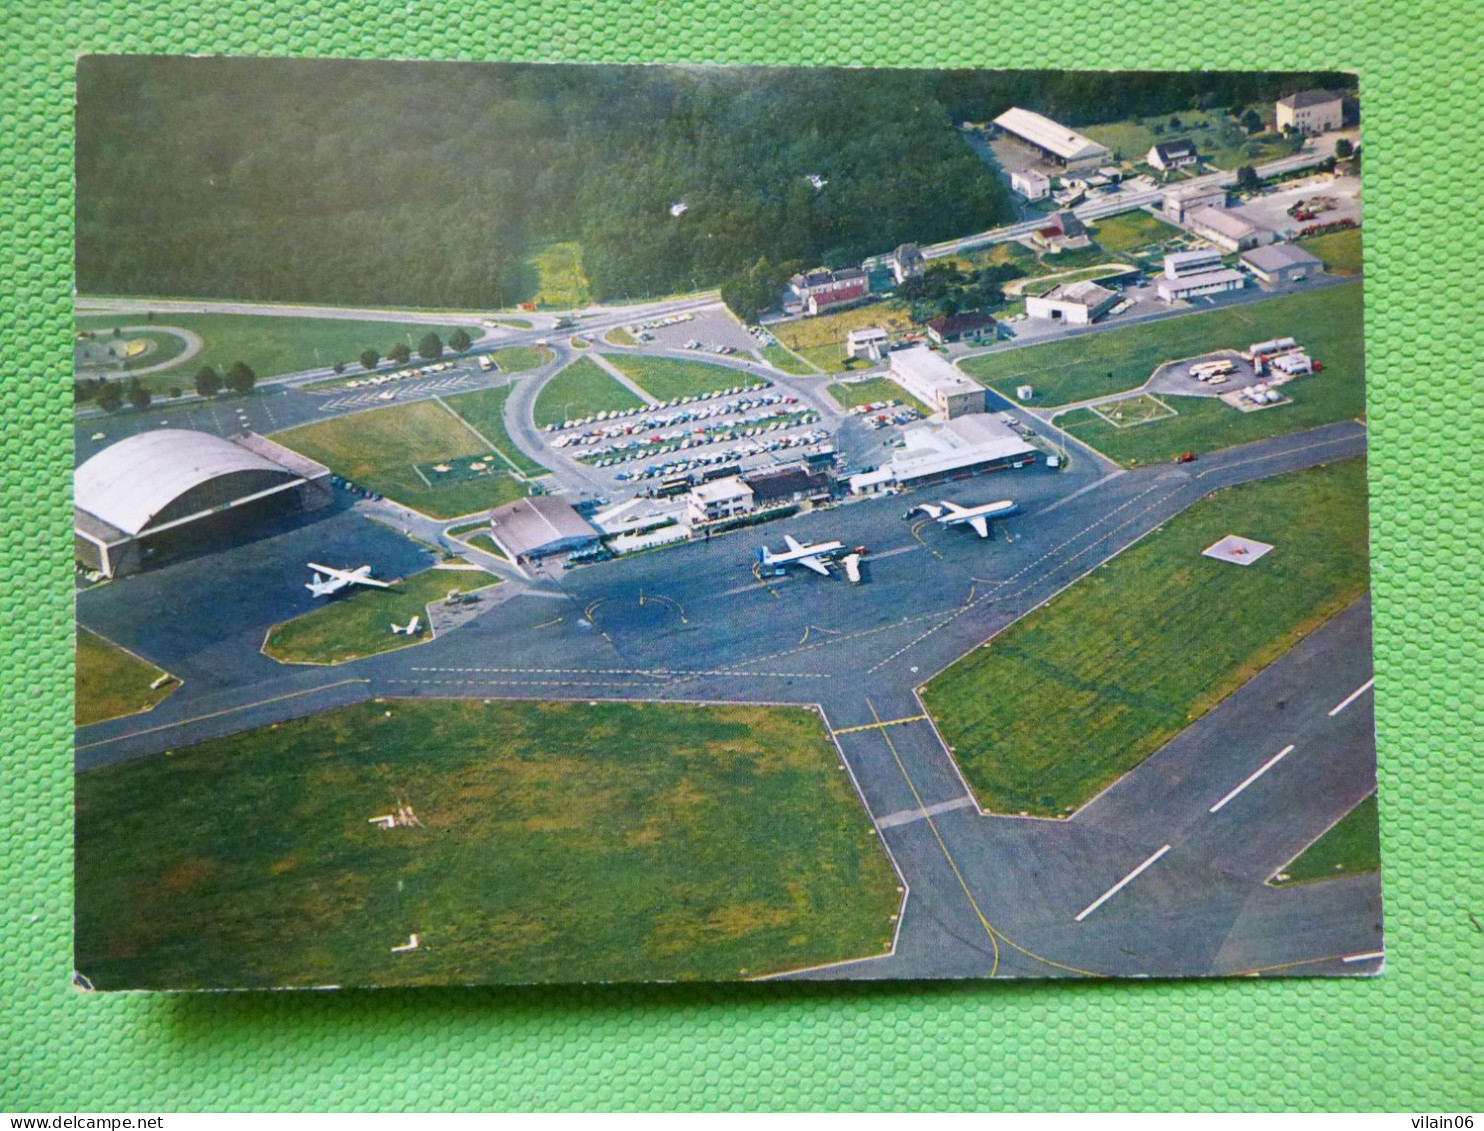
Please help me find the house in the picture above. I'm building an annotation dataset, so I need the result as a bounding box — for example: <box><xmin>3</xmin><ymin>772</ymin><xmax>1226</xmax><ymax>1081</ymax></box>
<box><xmin>846</xmin><ymin>326</ymin><xmax>890</xmax><ymax>361</ymax></box>
<box><xmin>926</xmin><ymin>311</ymin><xmax>996</xmax><ymax>346</ymax></box>
<box><xmin>1155</xmin><ymin>269</ymin><xmax>1246</xmax><ymax>302</ymax></box>
<box><xmin>1030</xmin><ymin>210</ymin><xmax>1092</xmax><ymax>253</ymax></box>
<box><xmin>1162</xmin><ymin>183</ymin><xmax>1228</xmax><ymax>223</ymax></box>
<box><xmin>686</xmin><ymin>476</ymin><xmax>754</xmax><ymax>526</ymax></box>
<box><xmin>1276</xmin><ymin>90</ymin><xmax>1344</xmax><ymax>135</ymax></box>
<box><xmin>992</xmin><ymin>107</ymin><xmax>1112</xmax><ymax>171</ymax></box>
<box><xmin>789</xmin><ymin>266</ymin><xmax>870</xmax><ymax>315</ymax></box>
<box><xmin>889</xmin><ymin>243</ymin><xmax>925</xmax><ymax>284</ymax></box>
<box><xmin>1009</xmin><ymin>169</ymin><xmax>1051</xmax><ymax>201</ymax></box>
<box><xmin>1163</xmin><ymin>248</ymin><xmax>1225</xmax><ymax>279</ymax></box>
<box><xmin>1024</xmin><ymin>279</ymin><xmax>1119</xmax><ymax>325</ymax></box>
<box><xmin>1148</xmin><ymin>138</ymin><xmax>1200</xmax><ymax>171</ymax></box>
<box><xmin>1186</xmin><ymin>206</ymin><xmax>1276</xmax><ymax>253</ymax></box>
<box><xmin>1240</xmin><ymin>242</ymin><xmax>1326</xmax><ymax>284</ymax></box>
<box><xmin>888</xmin><ymin>347</ymin><xmax>985</xmax><ymax>419</ymax></box>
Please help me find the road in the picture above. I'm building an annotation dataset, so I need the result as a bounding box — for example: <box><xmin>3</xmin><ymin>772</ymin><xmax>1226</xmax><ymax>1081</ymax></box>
<box><xmin>74</xmin><ymin>417</ymin><xmax>1378</xmax><ymax>979</ymax></box>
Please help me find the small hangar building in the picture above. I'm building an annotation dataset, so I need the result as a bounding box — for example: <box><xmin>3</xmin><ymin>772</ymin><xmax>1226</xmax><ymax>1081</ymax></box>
<box><xmin>488</xmin><ymin>496</ymin><xmax>600</xmax><ymax>565</ymax></box>
<box><xmin>1241</xmin><ymin>242</ymin><xmax>1326</xmax><ymax>284</ymax></box>
<box><xmin>1025</xmin><ymin>279</ymin><xmax>1119</xmax><ymax>325</ymax></box>
<box><xmin>74</xmin><ymin>429</ymin><xmax>332</xmax><ymax>578</ymax></box>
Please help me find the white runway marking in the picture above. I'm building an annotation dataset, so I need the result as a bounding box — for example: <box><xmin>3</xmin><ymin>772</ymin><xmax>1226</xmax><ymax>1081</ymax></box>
<box><xmin>1075</xmin><ymin>844</ymin><xmax>1171</xmax><ymax>922</ymax></box>
<box><xmin>1209</xmin><ymin>744</ymin><xmax>1295</xmax><ymax>813</ymax></box>
<box><xmin>1341</xmin><ymin>950</ymin><xmax>1385</xmax><ymax>963</ymax></box>
<box><xmin>876</xmin><ymin>795</ymin><xmax>977</xmax><ymax>829</ymax></box>
<box><xmin>1328</xmin><ymin>677</ymin><xmax>1375</xmax><ymax>717</ymax></box>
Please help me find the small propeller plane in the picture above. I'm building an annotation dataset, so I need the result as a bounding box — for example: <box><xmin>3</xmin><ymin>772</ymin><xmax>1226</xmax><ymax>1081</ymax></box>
<box><xmin>305</xmin><ymin>562</ymin><xmax>393</xmax><ymax>598</ymax></box>
<box><xmin>910</xmin><ymin>499</ymin><xmax>1019</xmax><ymax>539</ymax></box>
<box><xmin>757</xmin><ymin>534</ymin><xmax>845</xmax><ymax>577</ymax></box>
<box><xmin>390</xmin><ymin>615</ymin><xmax>422</xmax><ymax>636</ymax></box>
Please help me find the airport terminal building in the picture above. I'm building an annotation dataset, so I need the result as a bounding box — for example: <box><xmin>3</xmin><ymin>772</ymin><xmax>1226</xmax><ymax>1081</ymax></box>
<box><xmin>848</xmin><ymin>414</ymin><xmax>1039</xmax><ymax>494</ymax></box>
<box><xmin>74</xmin><ymin>429</ymin><xmax>332</xmax><ymax>578</ymax></box>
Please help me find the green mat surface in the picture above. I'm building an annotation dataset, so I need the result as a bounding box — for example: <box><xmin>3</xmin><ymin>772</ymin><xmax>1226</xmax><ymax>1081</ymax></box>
<box><xmin>3</xmin><ymin>0</ymin><xmax>1481</xmax><ymax>1113</ymax></box>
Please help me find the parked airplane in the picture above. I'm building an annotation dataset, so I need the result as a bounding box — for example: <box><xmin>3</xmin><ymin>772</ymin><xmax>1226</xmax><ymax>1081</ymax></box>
<box><xmin>390</xmin><ymin>615</ymin><xmax>422</xmax><ymax>636</ymax></box>
<box><xmin>910</xmin><ymin>499</ymin><xmax>1019</xmax><ymax>538</ymax></box>
<box><xmin>757</xmin><ymin>534</ymin><xmax>845</xmax><ymax>577</ymax></box>
<box><xmin>305</xmin><ymin>562</ymin><xmax>393</xmax><ymax>597</ymax></box>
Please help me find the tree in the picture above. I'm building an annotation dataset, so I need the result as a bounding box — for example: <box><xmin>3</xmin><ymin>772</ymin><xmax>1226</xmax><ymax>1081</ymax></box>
<box><xmin>225</xmin><ymin>360</ymin><xmax>257</xmax><ymax>395</ymax></box>
<box><xmin>360</xmin><ymin>348</ymin><xmax>380</xmax><ymax>371</ymax></box>
<box><xmin>1236</xmin><ymin>165</ymin><xmax>1262</xmax><ymax>192</ymax></box>
<box><xmin>417</xmin><ymin>332</ymin><xmax>444</xmax><ymax>361</ymax></box>
<box><xmin>1240</xmin><ymin>109</ymin><xmax>1264</xmax><ymax>135</ymax></box>
<box><xmin>449</xmin><ymin>327</ymin><xmax>472</xmax><ymax>353</ymax></box>
<box><xmin>1318</xmin><ymin>156</ymin><xmax>1338</xmax><ymax>174</ymax></box>
<box><xmin>720</xmin><ymin>256</ymin><xmax>790</xmax><ymax>323</ymax></box>
<box><xmin>169</xmin><ymin>387</ymin><xmax>182</xmax><ymax>399</ymax></box>
<box><xmin>1168</xmin><ymin>115</ymin><xmax>1182</xmax><ymax>129</ymax></box>
<box><xmin>127</xmin><ymin>379</ymin><xmax>151</xmax><ymax>410</ymax></box>
<box><xmin>194</xmin><ymin>366</ymin><xmax>222</xmax><ymax>397</ymax></box>
<box><xmin>96</xmin><ymin>380</ymin><xmax>123</xmax><ymax>413</ymax></box>
<box><xmin>388</xmin><ymin>341</ymin><xmax>411</xmax><ymax>365</ymax></box>
<box><xmin>332</xmin><ymin>361</ymin><xmax>346</xmax><ymax>374</ymax></box>
<box><xmin>1335</xmin><ymin>137</ymin><xmax>1354</xmax><ymax>159</ymax></box>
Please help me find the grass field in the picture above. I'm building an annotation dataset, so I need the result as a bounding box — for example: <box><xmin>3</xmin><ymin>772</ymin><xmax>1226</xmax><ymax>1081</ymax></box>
<box><xmin>533</xmin><ymin>357</ymin><xmax>646</xmax><ymax>428</ymax></box>
<box><xmin>527</xmin><ymin>241</ymin><xmax>591</xmax><ymax>309</ymax></box>
<box><xmin>74</xmin><ymin>699</ymin><xmax>901</xmax><ymax>989</ymax></box>
<box><xmin>274</xmin><ymin>398</ymin><xmax>530</xmax><ymax>519</ymax></box>
<box><xmin>772</xmin><ymin>303</ymin><xmax>915</xmax><ymax>373</ymax></box>
<box><xmin>1081</xmin><ymin>113</ymin><xmax>1297</xmax><ymax>171</ymax></box>
<box><xmin>74</xmin><ymin>312</ymin><xmax>481</xmax><ymax>386</ymax></box>
<box><xmin>1271</xmin><ymin>793</ymin><xmax>1381</xmax><ymax>885</ymax></box>
<box><xmin>264</xmin><ymin>568</ymin><xmax>497</xmax><ymax>665</ymax></box>
<box><xmin>486</xmin><ymin>345</ymin><xmax>554</xmax><ymax>374</ymax></box>
<box><xmin>921</xmin><ymin>459</ymin><xmax>1370</xmax><ymax>817</ymax></box>
<box><xmin>826</xmin><ymin>377</ymin><xmax>929</xmax><ymax>415</ymax></box>
<box><xmin>460</xmin><ymin>531</ymin><xmax>503</xmax><ymax>557</ymax></box>
<box><xmin>605</xmin><ymin>354</ymin><xmax>765</xmax><ymax>400</ymax></box>
<box><xmin>603</xmin><ymin>327</ymin><xmax>638</xmax><ymax>347</ymax></box>
<box><xmin>75</xmin><ymin>628</ymin><xmax>178</xmax><ymax>727</ymax></box>
<box><xmin>1087</xmin><ymin>212</ymin><xmax>1183</xmax><ymax>256</ymax></box>
<box><xmin>74</xmin><ymin>329</ymin><xmax>195</xmax><ymax>388</ymax></box>
<box><xmin>963</xmin><ymin>285</ymin><xmax>1364</xmax><ymax>411</ymax></box>
<box><xmin>440</xmin><ymin>384</ymin><xmax>548</xmax><ymax>479</ymax></box>
<box><xmin>761</xmin><ymin>342</ymin><xmax>819</xmax><ymax>375</ymax></box>
<box><xmin>1087</xmin><ymin>392</ymin><xmax>1178</xmax><ymax>427</ymax></box>
<box><xmin>1300</xmin><ymin>228</ymin><xmax>1364</xmax><ymax>276</ymax></box>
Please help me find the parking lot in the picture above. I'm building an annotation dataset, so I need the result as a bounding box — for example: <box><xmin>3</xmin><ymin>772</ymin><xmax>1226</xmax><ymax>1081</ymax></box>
<box><xmin>1147</xmin><ymin>349</ymin><xmax>1262</xmax><ymax>397</ymax></box>
<box><xmin>1231</xmin><ymin>174</ymin><xmax>1362</xmax><ymax>238</ymax></box>
<box><xmin>633</xmin><ymin>307</ymin><xmax>759</xmax><ymax>354</ymax></box>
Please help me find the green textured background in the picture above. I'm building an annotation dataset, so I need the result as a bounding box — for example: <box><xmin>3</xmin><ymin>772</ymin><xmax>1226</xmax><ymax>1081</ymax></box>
<box><xmin>3</xmin><ymin>0</ymin><xmax>1481</xmax><ymax>1113</ymax></box>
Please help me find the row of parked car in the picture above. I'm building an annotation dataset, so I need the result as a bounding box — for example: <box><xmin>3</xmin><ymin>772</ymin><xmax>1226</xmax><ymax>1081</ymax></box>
<box><xmin>543</xmin><ymin>382</ymin><xmax>772</xmax><ymax>432</ymax></box>
<box><xmin>617</xmin><ymin>429</ymin><xmax>833</xmax><ymax>481</ymax></box>
<box><xmin>337</xmin><ymin>361</ymin><xmax>458</xmax><ymax>390</ymax></box>
<box><xmin>581</xmin><ymin>411</ymin><xmax>821</xmax><ymax>465</ymax></box>
<box><xmin>330</xmin><ymin>474</ymin><xmax>383</xmax><ymax>501</ymax></box>
<box><xmin>548</xmin><ymin>393</ymin><xmax>797</xmax><ymax>449</ymax></box>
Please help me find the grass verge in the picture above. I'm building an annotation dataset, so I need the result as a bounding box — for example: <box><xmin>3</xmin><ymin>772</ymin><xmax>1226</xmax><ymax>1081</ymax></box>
<box><xmin>76</xmin><ymin>628</ymin><xmax>177</xmax><ymax>727</ymax></box>
<box><xmin>534</xmin><ymin>357</ymin><xmax>646</xmax><ymax>428</ymax></box>
<box><xmin>761</xmin><ymin>342</ymin><xmax>819</xmax><ymax>375</ymax></box>
<box><xmin>1271</xmin><ymin>793</ymin><xmax>1381</xmax><ymax>885</ymax></box>
<box><xmin>442</xmin><ymin>384</ymin><xmax>549</xmax><ymax>479</ymax></box>
<box><xmin>1300</xmin><ymin>228</ymin><xmax>1363</xmax><ymax>276</ymax></box>
<box><xmin>604</xmin><ymin>354</ymin><xmax>764</xmax><ymax>400</ymax></box>
<box><xmin>826</xmin><ymin>377</ymin><xmax>929</xmax><ymax>416</ymax></box>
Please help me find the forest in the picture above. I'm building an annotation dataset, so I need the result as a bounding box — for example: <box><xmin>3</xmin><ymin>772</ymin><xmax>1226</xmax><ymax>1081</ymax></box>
<box><xmin>76</xmin><ymin>59</ymin><xmax>1354</xmax><ymax>309</ymax></box>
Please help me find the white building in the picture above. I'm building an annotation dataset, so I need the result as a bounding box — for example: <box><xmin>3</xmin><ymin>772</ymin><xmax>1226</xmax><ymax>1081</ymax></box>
<box><xmin>686</xmin><ymin>476</ymin><xmax>755</xmax><ymax>526</ymax></box>
<box><xmin>1162</xmin><ymin>183</ymin><xmax>1228</xmax><ymax>223</ymax></box>
<box><xmin>1276</xmin><ymin>90</ymin><xmax>1344</xmax><ymax>135</ymax></box>
<box><xmin>992</xmin><ymin>107</ymin><xmax>1112</xmax><ymax>171</ymax></box>
<box><xmin>1163</xmin><ymin>248</ymin><xmax>1224</xmax><ymax>279</ymax></box>
<box><xmin>1148</xmin><ymin>139</ymin><xmax>1199</xmax><ymax>171</ymax></box>
<box><xmin>888</xmin><ymin>243</ymin><xmax>925</xmax><ymax>284</ymax></box>
<box><xmin>846</xmin><ymin>326</ymin><xmax>890</xmax><ymax>361</ymax></box>
<box><xmin>1025</xmin><ymin>279</ymin><xmax>1119</xmax><ymax>325</ymax></box>
<box><xmin>888</xmin><ymin>347</ymin><xmax>986</xmax><ymax>419</ymax></box>
<box><xmin>1187</xmin><ymin>207</ymin><xmax>1276</xmax><ymax>253</ymax></box>
<box><xmin>1155</xmin><ymin>268</ymin><xmax>1246</xmax><ymax>302</ymax></box>
<box><xmin>1010</xmin><ymin>168</ymin><xmax>1051</xmax><ymax>201</ymax></box>
<box><xmin>848</xmin><ymin>414</ymin><xmax>1038</xmax><ymax>494</ymax></box>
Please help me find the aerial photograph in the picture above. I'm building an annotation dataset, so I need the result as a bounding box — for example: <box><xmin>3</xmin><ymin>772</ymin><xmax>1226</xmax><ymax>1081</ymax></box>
<box><xmin>72</xmin><ymin>58</ymin><xmax>1378</xmax><ymax>988</ymax></box>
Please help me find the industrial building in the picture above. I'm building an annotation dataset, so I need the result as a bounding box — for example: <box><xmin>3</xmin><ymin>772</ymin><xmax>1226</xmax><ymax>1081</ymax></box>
<box><xmin>848</xmin><ymin>414</ymin><xmax>1039</xmax><ymax>494</ymax></box>
<box><xmin>1186</xmin><ymin>207</ymin><xmax>1276</xmax><ymax>253</ymax></box>
<box><xmin>1009</xmin><ymin>169</ymin><xmax>1051</xmax><ymax>201</ymax></box>
<box><xmin>686</xmin><ymin>476</ymin><xmax>755</xmax><ymax>526</ymax></box>
<box><xmin>1276</xmin><ymin>90</ymin><xmax>1344</xmax><ymax>134</ymax></box>
<box><xmin>487</xmin><ymin>496</ymin><xmax>600</xmax><ymax>565</ymax></box>
<box><xmin>1163</xmin><ymin>248</ymin><xmax>1225</xmax><ymax>278</ymax></box>
<box><xmin>1025</xmin><ymin>279</ymin><xmax>1119</xmax><ymax>325</ymax></box>
<box><xmin>74</xmin><ymin>429</ymin><xmax>332</xmax><ymax>578</ymax></box>
<box><xmin>1156</xmin><ymin>268</ymin><xmax>1246</xmax><ymax>302</ymax></box>
<box><xmin>1162</xmin><ymin>183</ymin><xmax>1228</xmax><ymax>223</ymax></box>
<box><xmin>992</xmin><ymin>107</ymin><xmax>1112</xmax><ymax>171</ymax></box>
<box><xmin>888</xmin><ymin>347</ymin><xmax>986</xmax><ymax>419</ymax></box>
<box><xmin>1240</xmin><ymin>242</ymin><xmax>1326</xmax><ymax>284</ymax></box>
<box><xmin>1148</xmin><ymin>138</ymin><xmax>1199</xmax><ymax>171</ymax></box>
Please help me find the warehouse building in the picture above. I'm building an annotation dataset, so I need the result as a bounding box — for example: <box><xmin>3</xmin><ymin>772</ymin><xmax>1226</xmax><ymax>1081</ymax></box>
<box><xmin>1241</xmin><ymin>242</ymin><xmax>1326</xmax><ymax>284</ymax></box>
<box><xmin>1163</xmin><ymin>248</ymin><xmax>1225</xmax><ymax>278</ymax></box>
<box><xmin>848</xmin><ymin>414</ymin><xmax>1038</xmax><ymax>494</ymax></box>
<box><xmin>1156</xmin><ymin>268</ymin><xmax>1246</xmax><ymax>302</ymax></box>
<box><xmin>992</xmin><ymin>107</ymin><xmax>1112</xmax><ymax>171</ymax></box>
<box><xmin>1276</xmin><ymin>90</ymin><xmax>1344</xmax><ymax>135</ymax></box>
<box><xmin>888</xmin><ymin>347</ymin><xmax>986</xmax><ymax>419</ymax></box>
<box><xmin>1186</xmin><ymin>207</ymin><xmax>1276</xmax><ymax>253</ymax></box>
<box><xmin>1025</xmin><ymin>279</ymin><xmax>1119</xmax><ymax>325</ymax></box>
<box><xmin>75</xmin><ymin>429</ymin><xmax>331</xmax><ymax>578</ymax></box>
<box><xmin>487</xmin><ymin>495</ymin><xmax>600</xmax><ymax>565</ymax></box>
<box><xmin>1162</xmin><ymin>183</ymin><xmax>1228</xmax><ymax>223</ymax></box>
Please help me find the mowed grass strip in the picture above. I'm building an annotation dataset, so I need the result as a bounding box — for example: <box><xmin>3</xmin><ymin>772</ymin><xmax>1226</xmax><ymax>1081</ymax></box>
<box><xmin>76</xmin><ymin>628</ymin><xmax>177</xmax><ymax>726</ymax></box>
<box><xmin>1300</xmin><ymin>228</ymin><xmax>1364</xmax><ymax>276</ymax></box>
<box><xmin>604</xmin><ymin>353</ymin><xmax>764</xmax><ymax>400</ymax></box>
<box><xmin>1271</xmin><ymin>793</ymin><xmax>1381</xmax><ymax>885</ymax></box>
<box><xmin>74</xmin><ymin>699</ymin><xmax>901</xmax><ymax>989</ymax></box>
<box><xmin>533</xmin><ymin>357</ymin><xmax>645</xmax><ymax>428</ymax></box>
<box><xmin>274</xmin><ymin>398</ymin><xmax>529</xmax><ymax>519</ymax></box>
<box><xmin>264</xmin><ymin>568</ymin><xmax>498</xmax><ymax>665</ymax></box>
<box><xmin>442</xmin><ymin>384</ymin><xmax>548</xmax><ymax>478</ymax></box>
<box><xmin>962</xmin><ymin>284</ymin><xmax>1364</xmax><ymax>408</ymax></box>
<box><xmin>922</xmin><ymin>459</ymin><xmax>1371</xmax><ymax>817</ymax></box>
<box><xmin>1086</xmin><ymin>211</ymin><xmax>1182</xmax><ymax>256</ymax></box>
<box><xmin>761</xmin><ymin>342</ymin><xmax>818</xmax><ymax>375</ymax></box>
<box><xmin>827</xmin><ymin>376</ymin><xmax>929</xmax><ymax>416</ymax></box>
<box><xmin>486</xmin><ymin>345</ymin><xmax>554</xmax><ymax>374</ymax></box>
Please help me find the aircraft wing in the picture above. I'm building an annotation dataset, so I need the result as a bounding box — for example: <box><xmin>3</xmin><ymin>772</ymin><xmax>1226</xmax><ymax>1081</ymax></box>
<box><xmin>783</xmin><ymin>534</ymin><xmax>805</xmax><ymax>553</ymax></box>
<box><xmin>797</xmin><ymin>554</ymin><xmax>831</xmax><ymax>577</ymax></box>
<box><xmin>968</xmin><ymin>515</ymin><xmax>990</xmax><ymax>538</ymax></box>
<box><xmin>307</xmin><ymin>563</ymin><xmax>391</xmax><ymax>588</ymax></box>
<box><xmin>940</xmin><ymin>501</ymin><xmax>969</xmax><ymax>518</ymax></box>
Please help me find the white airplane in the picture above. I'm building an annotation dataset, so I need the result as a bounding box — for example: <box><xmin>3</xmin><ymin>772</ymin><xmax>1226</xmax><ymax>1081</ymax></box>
<box><xmin>757</xmin><ymin>534</ymin><xmax>845</xmax><ymax>577</ymax></box>
<box><xmin>911</xmin><ymin>499</ymin><xmax>1019</xmax><ymax>539</ymax></box>
<box><xmin>390</xmin><ymin>615</ymin><xmax>421</xmax><ymax>636</ymax></box>
<box><xmin>305</xmin><ymin>562</ymin><xmax>393</xmax><ymax>597</ymax></box>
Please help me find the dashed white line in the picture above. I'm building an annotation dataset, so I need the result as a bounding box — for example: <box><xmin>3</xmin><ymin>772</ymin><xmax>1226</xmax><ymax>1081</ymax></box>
<box><xmin>1328</xmin><ymin>677</ymin><xmax>1375</xmax><ymax>717</ymax></box>
<box><xmin>1074</xmin><ymin>844</ymin><xmax>1171</xmax><ymax>922</ymax></box>
<box><xmin>1209</xmin><ymin>744</ymin><xmax>1295</xmax><ymax>814</ymax></box>
<box><xmin>1341</xmin><ymin>950</ymin><xmax>1385</xmax><ymax>963</ymax></box>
